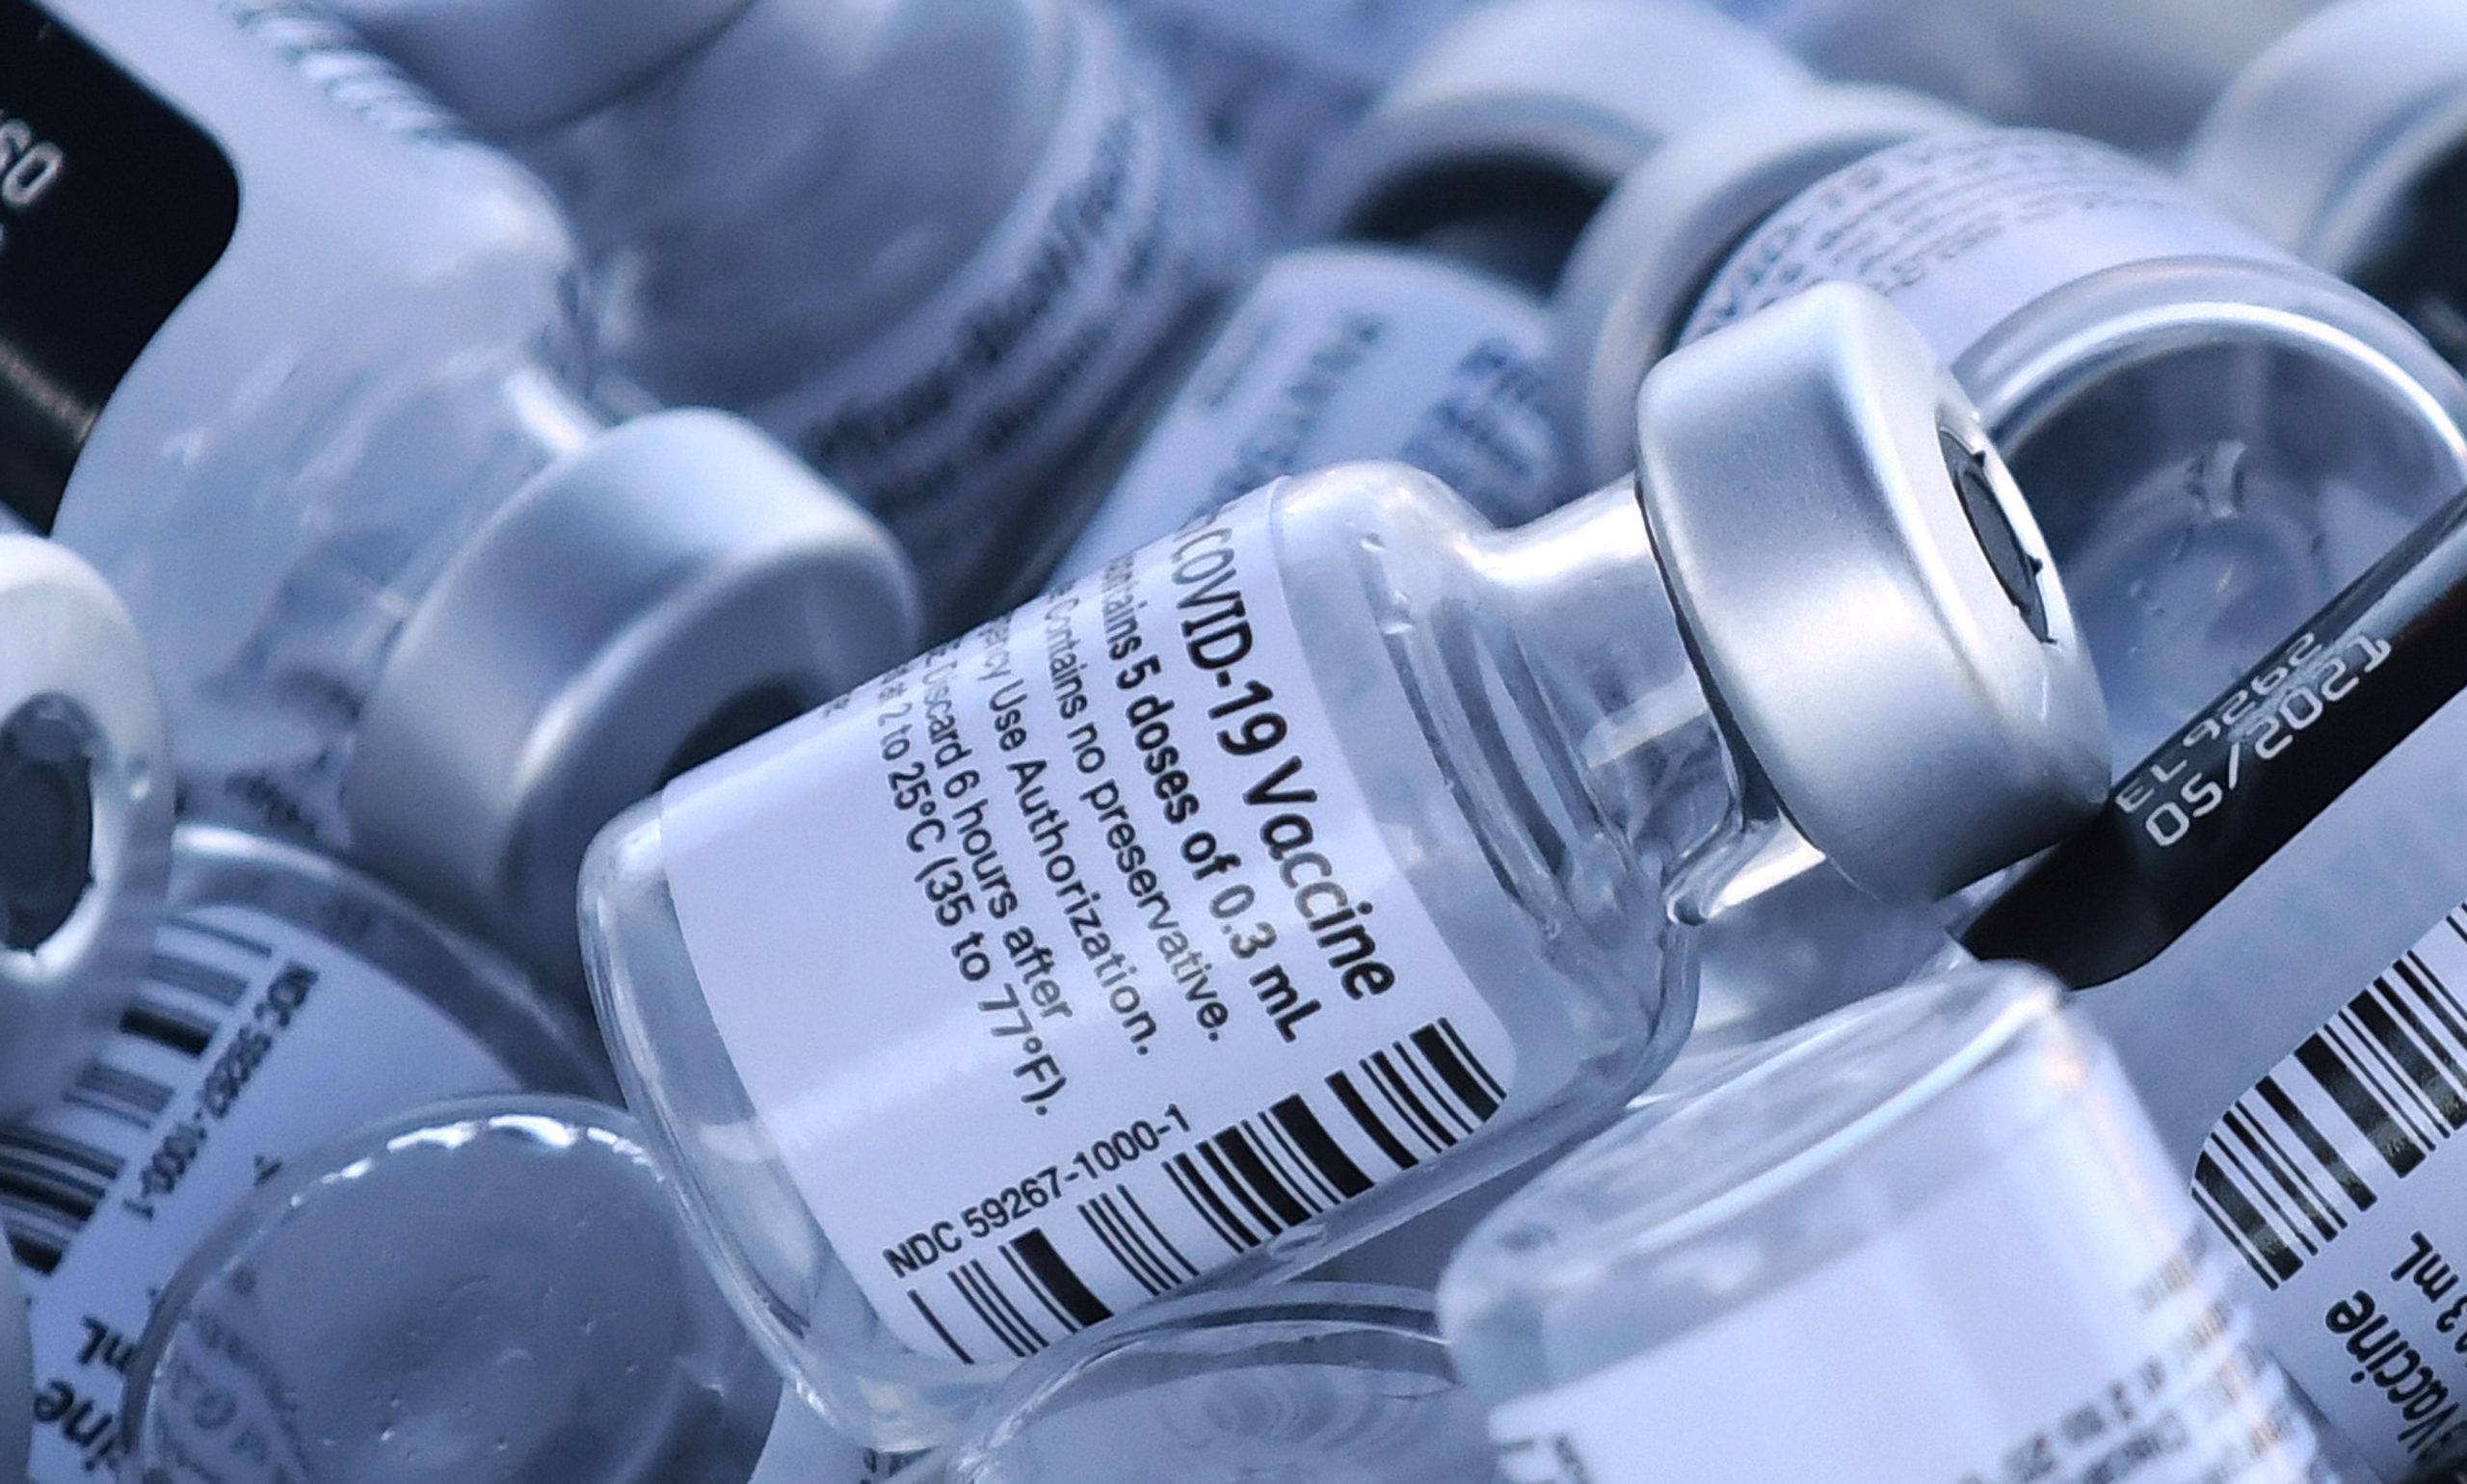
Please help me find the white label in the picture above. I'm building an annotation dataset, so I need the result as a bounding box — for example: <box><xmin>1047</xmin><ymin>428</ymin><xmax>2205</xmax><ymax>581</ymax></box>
<box><xmin>756</xmin><ymin>19</ymin><xmax>1238</xmax><ymax>602</ymax></box>
<box><xmin>664</xmin><ymin>488</ymin><xmax>1515</xmax><ymax>1365</ymax></box>
<box><xmin>1491</xmin><ymin>1055</ymin><xmax>2321</xmax><ymax>1483</ymax></box>
<box><xmin>2192</xmin><ymin>902</ymin><xmax>2467</xmax><ymax>1479</ymax></box>
<box><xmin>1681</xmin><ymin>129</ymin><xmax>2298</xmax><ymax>364</ymax></box>
<box><xmin>1051</xmin><ymin>249</ymin><xmax>1563</xmax><ymax>584</ymax></box>
<box><xmin>1</xmin><ymin>904</ymin><xmax>516</xmax><ymax>1481</ymax></box>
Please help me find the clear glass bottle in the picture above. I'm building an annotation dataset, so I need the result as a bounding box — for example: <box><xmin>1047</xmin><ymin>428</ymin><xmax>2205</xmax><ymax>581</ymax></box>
<box><xmin>2185</xmin><ymin>0</ymin><xmax>2467</xmax><ymax>370</ymax></box>
<box><xmin>0</xmin><ymin>535</ymin><xmax>170</xmax><ymax>1123</ymax></box>
<box><xmin>945</xmin><ymin>1284</ymin><xmax>1491</xmax><ymax>1484</ymax></box>
<box><xmin>121</xmin><ymin>1094</ymin><xmax>864</xmax><ymax>1484</ymax></box>
<box><xmin>1439</xmin><ymin>964</ymin><xmax>2328</xmax><ymax>1482</ymax></box>
<box><xmin>1623</xmin><ymin>124</ymin><xmax>2467</xmax><ymax>770</ymax></box>
<box><xmin>0</xmin><ymin>825</ymin><xmax>606</xmax><ymax>1483</ymax></box>
<box><xmin>1042</xmin><ymin>0</ymin><xmax>1835</xmax><ymax>591</ymax></box>
<box><xmin>18</xmin><ymin>0</ymin><xmax>920</xmax><ymax>986</ymax></box>
<box><xmin>1963</xmin><ymin>478</ymin><xmax>2467</xmax><ymax>1481</ymax></box>
<box><xmin>322</xmin><ymin>0</ymin><xmax>1243</xmax><ymax>627</ymax></box>
<box><xmin>580</xmin><ymin>283</ymin><xmax>2111</xmax><ymax>1447</ymax></box>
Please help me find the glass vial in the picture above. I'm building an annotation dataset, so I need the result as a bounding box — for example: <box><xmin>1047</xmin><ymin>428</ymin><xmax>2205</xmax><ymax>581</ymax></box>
<box><xmin>1045</xmin><ymin>0</ymin><xmax>1840</xmax><ymax>588</ymax></box>
<box><xmin>324</xmin><ymin>0</ymin><xmax>1243</xmax><ymax>627</ymax></box>
<box><xmin>2185</xmin><ymin>0</ymin><xmax>2467</xmax><ymax>371</ymax></box>
<box><xmin>0</xmin><ymin>825</ymin><xmax>605</xmax><ymax>1483</ymax></box>
<box><xmin>121</xmin><ymin>1095</ymin><xmax>864</xmax><ymax>1484</ymax></box>
<box><xmin>580</xmin><ymin>283</ymin><xmax>2109</xmax><ymax>1446</ymax></box>
<box><xmin>1595</xmin><ymin>123</ymin><xmax>2467</xmax><ymax>769</ymax></box>
<box><xmin>1964</xmin><ymin>477</ymin><xmax>2467</xmax><ymax>1481</ymax></box>
<box><xmin>1440</xmin><ymin>964</ymin><xmax>2329</xmax><ymax>1482</ymax></box>
<box><xmin>0</xmin><ymin>535</ymin><xmax>170</xmax><ymax>1122</ymax></box>
<box><xmin>20</xmin><ymin>0</ymin><xmax>922</xmax><ymax>987</ymax></box>
<box><xmin>946</xmin><ymin>1284</ymin><xmax>1491</xmax><ymax>1484</ymax></box>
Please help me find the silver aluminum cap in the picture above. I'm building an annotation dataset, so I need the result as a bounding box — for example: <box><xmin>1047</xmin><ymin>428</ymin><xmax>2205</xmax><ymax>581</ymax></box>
<box><xmin>2185</xmin><ymin>0</ymin><xmax>2467</xmax><ymax>280</ymax></box>
<box><xmin>0</xmin><ymin>536</ymin><xmax>172</xmax><ymax>1120</ymax></box>
<box><xmin>322</xmin><ymin>0</ymin><xmax>756</xmax><ymax>137</ymax></box>
<box><xmin>1303</xmin><ymin>0</ymin><xmax>1810</xmax><ymax>242</ymax></box>
<box><xmin>1555</xmin><ymin>86</ymin><xmax>1974</xmax><ymax>486</ymax></box>
<box><xmin>1635</xmin><ymin>284</ymin><xmax>2109</xmax><ymax>902</ymax></box>
<box><xmin>347</xmin><ymin>410</ymin><xmax>920</xmax><ymax>991</ymax></box>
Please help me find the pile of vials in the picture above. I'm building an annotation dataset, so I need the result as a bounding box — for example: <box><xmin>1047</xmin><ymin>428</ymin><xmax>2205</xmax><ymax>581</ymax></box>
<box><xmin>6</xmin><ymin>0</ymin><xmax>2467</xmax><ymax>1478</ymax></box>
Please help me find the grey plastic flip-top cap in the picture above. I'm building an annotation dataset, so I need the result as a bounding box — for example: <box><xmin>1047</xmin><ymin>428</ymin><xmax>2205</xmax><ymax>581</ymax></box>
<box><xmin>1635</xmin><ymin>284</ymin><xmax>2110</xmax><ymax>902</ymax></box>
<box><xmin>347</xmin><ymin>410</ymin><xmax>921</xmax><ymax>991</ymax></box>
<box><xmin>1555</xmin><ymin>86</ymin><xmax>1975</xmax><ymax>486</ymax></box>
<box><xmin>324</xmin><ymin>0</ymin><xmax>756</xmax><ymax>137</ymax></box>
<box><xmin>2185</xmin><ymin>0</ymin><xmax>2467</xmax><ymax>278</ymax></box>
<box><xmin>0</xmin><ymin>536</ymin><xmax>172</xmax><ymax>1121</ymax></box>
<box><xmin>1303</xmin><ymin>0</ymin><xmax>1812</xmax><ymax>241</ymax></box>
<box><xmin>125</xmin><ymin>1096</ymin><xmax>780</xmax><ymax>1484</ymax></box>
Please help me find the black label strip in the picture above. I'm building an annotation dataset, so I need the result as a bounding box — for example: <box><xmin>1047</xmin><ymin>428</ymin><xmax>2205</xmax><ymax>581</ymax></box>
<box><xmin>1966</xmin><ymin>488</ymin><xmax>2467</xmax><ymax>987</ymax></box>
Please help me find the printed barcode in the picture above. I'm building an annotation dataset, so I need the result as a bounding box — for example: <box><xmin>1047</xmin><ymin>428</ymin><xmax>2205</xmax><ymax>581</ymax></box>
<box><xmin>904</xmin><ymin>1017</ymin><xmax>1505</xmax><ymax>1362</ymax></box>
<box><xmin>2194</xmin><ymin>907</ymin><xmax>2467</xmax><ymax>1288</ymax></box>
<box><xmin>0</xmin><ymin>917</ymin><xmax>273</xmax><ymax>1275</ymax></box>
<box><xmin>1168</xmin><ymin>1016</ymin><xmax>1503</xmax><ymax>1251</ymax></box>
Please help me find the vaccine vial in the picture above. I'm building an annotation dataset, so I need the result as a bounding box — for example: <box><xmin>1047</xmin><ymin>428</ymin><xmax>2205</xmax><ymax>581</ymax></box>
<box><xmin>0</xmin><ymin>825</ymin><xmax>606</xmax><ymax>1483</ymax></box>
<box><xmin>322</xmin><ymin>0</ymin><xmax>1241</xmax><ymax>627</ymax></box>
<box><xmin>1964</xmin><ymin>476</ymin><xmax>2467</xmax><ymax>1480</ymax></box>
<box><xmin>1603</xmin><ymin>124</ymin><xmax>2467</xmax><ymax>770</ymax></box>
<box><xmin>0</xmin><ymin>536</ymin><xmax>170</xmax><ymax>1123</ymax></box>
<box><xmin>580</xmin><ymin>283</ymin><xmax>2110</xmax><ymax>1446</ymax></box>
<box><xmin>2185</xmin><ymin>0</ymin><xmax>2467</xmax><ymax>370</ymax></box>
<box><xmin>1101</xmin><ymin>0</ymin><xmax>1484</xmax><ymax>235</ymax></box>
<box><xmin>1439</xmin><ymin>964</ymin><xmax>2329</xmax><ymax>1482</ymax></box>
<box><xmin>18</xmin><ymin>0</ymin><xmax>921</xmax><ymax>986</ymax></box>
<box><xmin>945</xmin><ymin>1284</ymin><xmax>1491</xmax><ymax>1484</ymax></box>
<box><xmin>1044</xmin><ymin>0</ymin><xmax>1824</xmax><ymax>586</ymax></box>
<box><xmin>121</xmin><ymin>1095</ymin><xmax>878</xmax><ymax>1484</ymax></box>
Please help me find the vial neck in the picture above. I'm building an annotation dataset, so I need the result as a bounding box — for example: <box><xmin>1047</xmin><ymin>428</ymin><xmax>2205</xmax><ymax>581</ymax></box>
<box><xmin>1436</xmin><ymin>481</ymin><xmax>1742</xmax><ymax>965</ymax></box>
<box><xmin>172</xmin><ymin>356</ymin><xmax>602</xmax><ymax>851</ymax></box>
<box><xmin>455</xmin><ymin>360</ymin><xmax>607</xmax><ymax>501</ymax></box>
